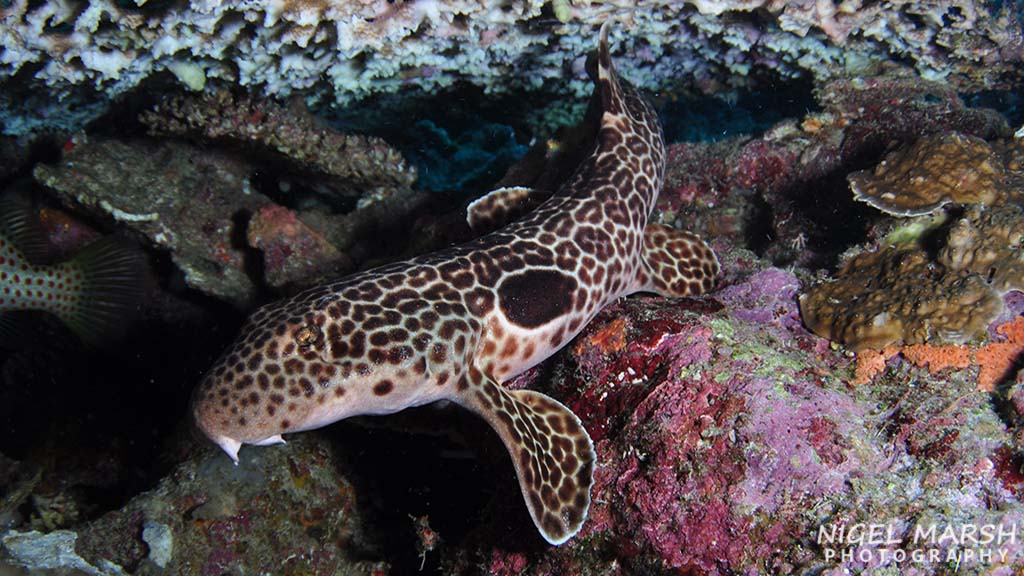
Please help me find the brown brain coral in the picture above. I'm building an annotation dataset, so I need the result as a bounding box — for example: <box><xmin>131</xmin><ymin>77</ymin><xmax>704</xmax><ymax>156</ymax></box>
<box><xmin>847</xmin><ymin>132</ymin><xmax>1004</xmax><ymax>216</ymax></box>
<box><xmin>798</xmin><ymin>247</ymin><xmax>1003</xmax><ymax>352</ymax></box>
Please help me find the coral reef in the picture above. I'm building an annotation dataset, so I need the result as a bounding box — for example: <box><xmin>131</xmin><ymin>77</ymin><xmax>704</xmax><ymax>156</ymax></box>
<box><xmin>659</xmin><ymin>66</ymin><xmax>1012</xmax><ymax>263</ymax></box>
<box><xmin>940</xmin><ymin>202</ymin><xmax>1024</xmax><ymax>296</ymax></box>
<box><xmin>799</xmin><ymin>134</ymin><xmax>1024</xmax><ymax>352</ymax></box>
<box><xmin>141</xmin><ymin>90</ymin><xmax>417</xmax><ymax>201</ymax></box>
<box><xmin>855</xmin><ymin>310</ymin><xmax>1024</xmax><ymax>392</ymax></box>
<box><xmin>246</xmin><ymin>204</ymin><xmax>351</xmax><ymax>291</ymax></box>
<box><xmin>445</xmin><ymin>265</ymin><xmax>1024</xmax><ymax>574</ymax></box>
<box><xmin>30</xmin><ymin>132</ymin><xmax>433</xmax><ymax>304</ymax></box>
<box><xmin>848</xmin><ymin>132</ymin><xmax>1004</xmax><ymax>216</ymax></box>
<box><xmin>2</xmin><ymin>1</ymin><xmax>1021</xmax><ymax>135</ymax></box>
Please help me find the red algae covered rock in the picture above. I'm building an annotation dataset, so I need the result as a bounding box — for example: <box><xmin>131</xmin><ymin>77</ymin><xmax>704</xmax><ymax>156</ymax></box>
<box><xmin>247</xmin><ymin>204</ymin><xmax>352</xmax><ymax>291</ymax></box>
<box><xmin>449</xmin><ymin>268</ymin><xmax>871</xmax><ymax>574</ymax></box>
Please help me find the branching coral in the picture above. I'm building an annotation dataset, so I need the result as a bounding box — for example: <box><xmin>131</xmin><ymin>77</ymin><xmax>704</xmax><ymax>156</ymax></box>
<box><xmin>141</xmin><ymin>90</ymin><xmax>417</xmax><ymax>199</ymax></box>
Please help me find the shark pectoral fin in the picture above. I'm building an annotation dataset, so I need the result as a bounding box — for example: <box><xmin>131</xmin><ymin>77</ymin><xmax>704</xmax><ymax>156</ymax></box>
<box><xmin>463</xmin><ymin>377</ymin><xmax>596</xmax><ymax>545</ymax></box>
<box><xmin>466</xmin><ymin>186</ymin><xmax>547</xmax><ymax>233</ymax></box>
<box><xmin>635</xmin><ymin>222</ymin><xmax>720</xmax><ymax>297</ymax></box>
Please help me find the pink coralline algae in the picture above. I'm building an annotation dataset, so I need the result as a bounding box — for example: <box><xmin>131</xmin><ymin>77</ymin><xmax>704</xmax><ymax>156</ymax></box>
<box><xmin>246</xmin><ymin>204</ymin><xmax>352</xmax><ymax>291</ymax></box>
<box><xmin>454</xmin><ymin>269</ymin><xmax>874</xmax><ymax>574</ymax></box>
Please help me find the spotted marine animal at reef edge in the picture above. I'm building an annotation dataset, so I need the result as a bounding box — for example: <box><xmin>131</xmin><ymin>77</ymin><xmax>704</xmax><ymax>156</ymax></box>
<box><xmin>0</xmin><ymin>196</ymin><xmax>145</xmax><ymax>345</ymax></box>
<box><xmin>192</xmin><ymin>23</ymin><xmax>719</xmax><ymax>545</ymax></box>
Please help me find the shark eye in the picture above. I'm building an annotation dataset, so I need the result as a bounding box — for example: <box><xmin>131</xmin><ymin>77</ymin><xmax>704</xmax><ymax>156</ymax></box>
<box><xmin>295</xmin><ymin>324</ymin><xmax>323</xmax><ymax>349</ymax></box>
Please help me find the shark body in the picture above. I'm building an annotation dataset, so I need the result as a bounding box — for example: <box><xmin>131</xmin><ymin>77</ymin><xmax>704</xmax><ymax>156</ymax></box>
<box><xmin>192</xmin><ymin>23</ymin><xmax>718</xmax><ymax>544</ymax></box>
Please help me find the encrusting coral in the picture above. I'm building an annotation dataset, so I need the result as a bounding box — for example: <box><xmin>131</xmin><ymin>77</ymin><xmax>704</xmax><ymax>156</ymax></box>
<box><xmin>798</xmin><ymin>247</ymin><xmax>1004</xmax><ymax>352</ymax></box>
<box><xmin>847</xmin><ymin>131</ymin><xmax>1005</xmax><ymax>216</ymax></box>
<box><xmin>854</xmin><ymin>315</ymin><xmax>1024</xmax><ymax>391</ymax></box>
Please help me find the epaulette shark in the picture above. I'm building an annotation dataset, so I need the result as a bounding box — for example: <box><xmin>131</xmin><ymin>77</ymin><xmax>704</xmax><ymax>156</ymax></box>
<box><xmin>192</xmin><ymin>22</ymin><xmax>719</xmax><ymax>545</ymax></box>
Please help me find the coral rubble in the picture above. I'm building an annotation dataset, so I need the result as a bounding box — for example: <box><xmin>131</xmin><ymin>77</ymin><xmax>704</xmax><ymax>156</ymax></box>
<box><xmin>2</xmin><ymin>435</ymin><xmax>388</xmax><ymax>574</ymax></box>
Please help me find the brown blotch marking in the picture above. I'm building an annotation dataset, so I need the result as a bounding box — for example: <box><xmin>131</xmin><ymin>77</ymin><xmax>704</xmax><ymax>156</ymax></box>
<box><xmin>234</xmin><ymin>375</ymin><xmax>254</xmax><ymax>390</ymax></box>
<box><xmin>498</xmin><ymin>270</ymin><xmax>577</xmax><ymax>329</ymax></box>
<box><xmin>436</xmin><ymin>370</ymin><xmax>450</xmax><ymax>386</ymax></box>
<box><xmin>373</xmin><ymin>380</ymin><xmax>394</xmax><ymax>396</ymax></box>
<box><xmin>257</xmin><ymin>373</ymin><xmax>270</xmax><ymax>390</ymax></box>
<box><xmin>267</xmin><ymin>405</ymin><xmax>277</xmax><ymax>416</ymax></box>
<box><xmin>388</xmin><ymin>345</ymin><xmax>412</xmax><ymax>365</ymax></box>
<box><xmin>412</xmin><ymin>333</ymin><xmax>431</xmax><ymax>352</ymax></box>
<box><xmin>500</xmin><ymin>338</ymin><xmax>518</xmax><ymax>359</ymax></box>
<box><xmin>529</xmin><ymin>491</ymin><xmax>543</xmax><ymax>516</ymax></box>
<box><xmin>283</xmin><ymin>358</ymin><xmax>303</xmax><ymax>375</ymax></box>
<box><xmin>430</xmin><ymin>343</ymin><xmax>447</xmax><ymax>364</ymax></box>
<box><xmin>248</xmin><ymin>391</ymin><xmax>260</xmax><ymax>405</ymax></box>
<box><xmin>334</xmin><ymin>387</ymin><xmax>346</xmax><ymax>397</ymax></box>
<box><xmin>281</xmin><ymin>419</ymin><xmax>291</xmax><ymax>429</ymax></box>
<box><xmin>369</xmin><ymin>331</ymin><xmax>389</xmax><ymax>347</ymax></box>
<box><xmin>299</xmin><ymin>377</ymin><xmax>315</xmax><ymax>397</ymax></box>
<box><xmin>522</xmin><ymin>342</ymin><xmax>536</xmax><ymax>360</ymax></box>
<box><xmin>412</xmin><ymin>357</ymin><xmax>427</xmax><ymax>375</ymax></box>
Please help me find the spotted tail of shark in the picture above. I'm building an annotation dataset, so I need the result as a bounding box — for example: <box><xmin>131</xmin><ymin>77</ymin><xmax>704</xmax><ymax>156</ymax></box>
<box><xmin>191</xmin><ymin>23</ymin><xmax>719</xmax><ymax>545</ymax></box>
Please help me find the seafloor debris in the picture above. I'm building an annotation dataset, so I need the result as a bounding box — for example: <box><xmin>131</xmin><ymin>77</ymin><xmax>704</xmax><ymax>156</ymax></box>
<box><xmin>848</xmin><ymin>132</ymin><xmax>1005</xmax><ymax>216</ymax></box>
<box><xmin>141</xmin><ymin>90</ymin><xmax>417</xmax><ymax>203</ymax></box>
<box><xmin>1</xmin><ymin>434</ymin><xmax>389</xmax><ymax>574</ymax></box>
